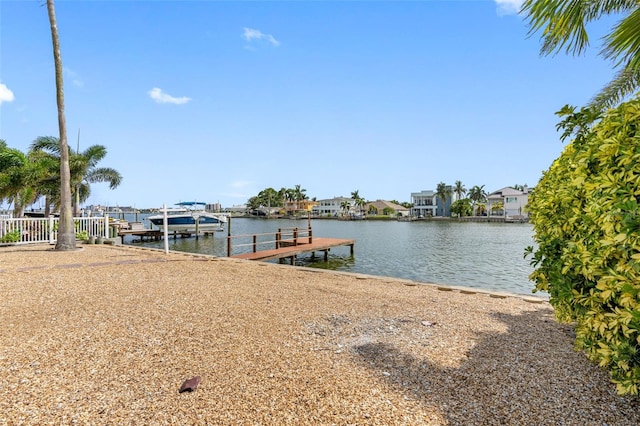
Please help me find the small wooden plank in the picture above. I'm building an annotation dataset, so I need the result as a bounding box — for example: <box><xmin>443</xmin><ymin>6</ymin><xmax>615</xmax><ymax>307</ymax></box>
<box><xmin>231</xmin><ymin>237</ymin><xmax>354</xmax><ymax>262</ymax></box>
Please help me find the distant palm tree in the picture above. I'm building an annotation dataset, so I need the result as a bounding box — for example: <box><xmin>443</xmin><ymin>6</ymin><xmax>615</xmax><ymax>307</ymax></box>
<box><xmin>435</xmin><ymin>182</ymin><xmax>452</xmax><ymax>217</ymax></box>
<box><xmin>356</xmin><ymin>197</ymin><xmax>367</xmax><ymax>215</ymax></box>
<box><xmin>350</xmin><ymin>190</ymin><xmax>364</xmax><ymax>214</ymax></box>
<box><xmin>468</xmin><ymin>185</ymin><xmax>487</xmax><ymax>216</ymax></box>
<box><xmin>453</xmin><ymin>180</ymin><xmax>466</xmax><ymax>201</ymax></box>
<box><xmin>293</xmin><ymin>184</ymin><xmax>307</xmax><ymax>202</ymax></box>
<box><xmin>340</xmin><ymin>200</ymin><xmax>351</xmax><ymax>216</ymax></box>
<box><xmin>491</xmin><ymin>201</ymin><xmax>504</xmax><ymax>217</ymax></box>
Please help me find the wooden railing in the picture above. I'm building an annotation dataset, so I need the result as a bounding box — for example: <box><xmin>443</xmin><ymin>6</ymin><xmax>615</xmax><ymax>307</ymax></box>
<box><xmin>227</xmin><ymin>226</ymin><xmax>313</xmax><ymax>257</ymax></box>
<box><xmin>0</xmin><ymin>216</ymin><xmax>108</xmax><ymax>245</ymax></box>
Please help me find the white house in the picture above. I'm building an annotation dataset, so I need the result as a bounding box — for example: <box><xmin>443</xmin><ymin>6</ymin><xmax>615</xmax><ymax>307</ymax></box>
<box><xmin>312</xmin><ymin>197</ymin><xmax>356</xmax><ymax>217</ymax></box>
<box><xmin>486</xmin><ymin>186</ymin><xmax>529</xmax><ymax>218</ymax></box>
<box><xmin>411</xmin><ymin>190</ymin><xmax>437</xmax><ymax>217</ymax></box>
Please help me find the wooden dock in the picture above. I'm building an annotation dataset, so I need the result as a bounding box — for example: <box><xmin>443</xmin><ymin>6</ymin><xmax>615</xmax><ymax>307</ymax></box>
<box><xmin>231</xmin><ymin>237</ymin><xmax>354</xmax><ymax>264</ymax></box>
<box><xmin>116</xmin><ymin>228</ymin><xmax>163</xmax><ymax>241</ymax></box>
<box><xmin>112</xmin><ymin>221</ymin><xmax>163</xmax><ymax>242</ymax></box>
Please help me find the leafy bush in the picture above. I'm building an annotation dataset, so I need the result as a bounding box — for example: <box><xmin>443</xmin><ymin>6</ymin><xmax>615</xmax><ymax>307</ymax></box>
<box><xmin>451</xmin><ymin>198</ymin><xmax>473</xmax><ymax>217</ymax></box>
<box><xmin>1</xmin><ymin>229</ymin><xmax>21</xmax><ymax>243</ymax></box>
<box><xmin>527</xmin><ymin>98</ymin><xmax>640</xmax><ymax>395</ymax></box>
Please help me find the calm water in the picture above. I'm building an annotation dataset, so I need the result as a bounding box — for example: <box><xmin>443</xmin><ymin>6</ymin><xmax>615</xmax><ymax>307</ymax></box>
<box><xmin>119</xmin><ymin>215</ymin><xmax>541</xmax><ymax>297</ymax></box>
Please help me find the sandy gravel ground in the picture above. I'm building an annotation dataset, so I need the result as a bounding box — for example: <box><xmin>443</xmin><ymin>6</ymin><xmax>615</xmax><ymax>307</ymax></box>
<box><xmin>1</xmin><ymin>244</ymin><xmax>638</xmax><ymax>425</ymax></box>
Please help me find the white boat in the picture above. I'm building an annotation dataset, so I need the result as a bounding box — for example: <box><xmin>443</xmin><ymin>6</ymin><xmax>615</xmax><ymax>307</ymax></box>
<box><xmin>148</xmin><ymin>202</ymin><xmax>227</xmax><ymax>233</ymax></box>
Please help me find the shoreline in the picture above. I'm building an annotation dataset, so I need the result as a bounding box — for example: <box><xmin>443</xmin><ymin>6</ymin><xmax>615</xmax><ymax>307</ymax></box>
<box><xmin>1</xmin><ymin>244</ymin><xmax>637</xmax><ymax>424</ymax></box>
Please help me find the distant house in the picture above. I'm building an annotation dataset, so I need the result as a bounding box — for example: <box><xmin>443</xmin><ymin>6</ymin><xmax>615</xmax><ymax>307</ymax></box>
<box><xmin>312</xmin><ymin>197</ymin><xmax>355</xmax><ymax>217</ymax></box>
<box><xmin>411</xmin><ymin>190</ymin><xmax>436</xmax><ymax>217</ymax></box>
<box><xmin>366</xmin><ymin>200</ymin><xmax>410</xmax><ymax>217</ymax></box>
<box><xmin>486</xmin><ymin>186</ymin><xmax>529</xmax><ymax>218</ymax></box>
<box><xmin>284</xmin><ymin>199</ymin><xmax>318</xmax><ymax>215</ymax></box>
<box><xmin>411</xmin><ymin>186</ymin><xmax>453</xmax><ymax>217</ymax></box>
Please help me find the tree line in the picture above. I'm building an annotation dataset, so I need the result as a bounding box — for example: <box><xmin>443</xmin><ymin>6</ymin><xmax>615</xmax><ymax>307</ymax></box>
<box><xmin>0</xmin><ymin>138</ymin><xmax>121</xmax><ymax>217</ymax></box>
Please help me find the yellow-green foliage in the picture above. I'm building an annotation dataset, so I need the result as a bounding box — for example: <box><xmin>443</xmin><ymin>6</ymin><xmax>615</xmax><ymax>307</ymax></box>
<box><xmin>527</xmin><ymin>97</ymin><xmax>640</xmax><ymax>395</ymax></box>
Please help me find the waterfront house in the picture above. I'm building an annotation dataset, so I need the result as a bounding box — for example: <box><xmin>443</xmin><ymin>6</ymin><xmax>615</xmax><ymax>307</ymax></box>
<box><xmin>411</xmin><ymin>190</ymin><xmax>436</xmax><ymax>217</ymax></box>
<box><xmin>284</xmin><ymin>199</ymin><xmax>318</xmax><ymax>215</ymax></box>
<box><xmin>366</xmin><ymin>200</ymin><xmax>410</xmax><ymax>217</ymax></box>
<box><xmin>411</xmin><ymin>187</ymin><xmax>453</xmax><ymax>217</ymax></box>
<box><xmin>486</xmin><ymin>186</ymin><xmax>529</xmax><ymax>218</ymax></box>
<box><xmin>312</xmin><ymin>197</ymin><xmax>356</xmax><ymax>217</ymax></box>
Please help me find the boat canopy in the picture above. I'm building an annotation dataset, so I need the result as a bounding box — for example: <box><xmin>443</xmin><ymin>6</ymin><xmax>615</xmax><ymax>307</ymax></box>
<box><xmin>175</xmin><ymin>202</ymin><xmax>207</xmax><ymax>207</ymax></box>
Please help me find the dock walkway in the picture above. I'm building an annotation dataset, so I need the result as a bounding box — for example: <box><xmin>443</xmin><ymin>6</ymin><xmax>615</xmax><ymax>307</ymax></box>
<box><xmin>231</xmin><ymin>237</ymin><xmax>354</xmax><ymax>264</ymax></box>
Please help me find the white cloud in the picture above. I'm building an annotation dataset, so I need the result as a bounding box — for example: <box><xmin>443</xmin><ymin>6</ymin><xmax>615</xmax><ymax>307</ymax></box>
<box><xmin>495</xmin><ymin>0</ymin><xmax>524</xmax><ymax>16</ymax></box>
<box><xmin>243</xmin><ymin>27</ymin><xmax>280</xmax><ymax>47</ymax></box>
<box><xmin>0</xmin><ymin>83</ymin><xmax>15</xmax><ymax>105</ymax></box>
<box><xmin>148</xmin><ymin>87</ymin><xmax>191</xmax><ymax>105</ymax></box>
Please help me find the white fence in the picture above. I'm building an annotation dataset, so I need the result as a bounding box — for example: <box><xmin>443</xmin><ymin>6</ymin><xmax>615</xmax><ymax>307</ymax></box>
<box><xmin>0</xmin><ymin>216</ymin><xmax>108</xmax><ymax>245</ymax></box>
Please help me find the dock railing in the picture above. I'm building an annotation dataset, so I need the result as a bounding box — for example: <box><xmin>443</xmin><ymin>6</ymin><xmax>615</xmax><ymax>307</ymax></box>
<box><xmin>0</xmin><ymin>216</ymin><xmax>108</xmax><ymax>245</ymax></box>
<box><xmin>227</xmin><ymin>226</ymin><xmax>313</xmax><ymax>257</ymax></box>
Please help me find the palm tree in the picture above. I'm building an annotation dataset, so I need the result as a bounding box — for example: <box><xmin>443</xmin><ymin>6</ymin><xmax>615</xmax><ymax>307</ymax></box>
<box><xmin>0</xmin><ymin>146</ymin><xmax>35</xmax><ymax>217</ymax></box>
<box><xmin>293</xmin><ymin>184</ymin><xmax>307</xmax><ymax>212</ymax></box>
<box><xmin>435</xmin><ymin>182</ymin><xmax>452</xmax><ymax>217</ymax></box>
<box><xmin>30</xmin><ymin>136</ymin><xmax>122</xmax><ymax>217</ymax></box>
<box><xmin>340</xmin><ymin>200</ymin><xmax>351</xmax><ymax>216</ymax></box>
<box><xmin>453</xmin><ymin>180</ymin><xmax>466</xmax><ymax>201</ymax></box>
<box><xmin>0</xmin><ymin>142</ymin><xmax>60</xmax><ymax>217</ymax></box>
<box><xmin>356</xmin><ymin>197</ymin><xmax>367</xmax><ymax>216</ymax></box>
<box><xmin>468</xmin><ymin>185</ymin><xmax>487</xmax><ymax>216</ymax></box>
<box><xmin>351</xmin><ymin>190</ymin><xmax>365</xmax><ymax>215</ymax></box>
<box><xmin>491</xmin><ymin>201</ymin><xmax>504</xmax><ymax>217</ymax></box>
<box><xmin>47</xmin><ymin>0</ymin><xmax>75</xmax><ymax>250</ymax></box>
<box><xmin>293</xmin><ymin>184</ymin><xmax>307</xmax><ymax>200</ymax></box>
<box><xmin>522</xmin><ymin>0</ymin><xmax>640</xmax><ymax>111</ymax></box>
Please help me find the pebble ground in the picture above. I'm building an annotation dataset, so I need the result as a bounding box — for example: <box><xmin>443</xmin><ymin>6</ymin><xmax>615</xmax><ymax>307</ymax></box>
<box><xmin>1</xmin><ymin>244</ymin><xmax>638</xmax><ymax>425</ymax></box>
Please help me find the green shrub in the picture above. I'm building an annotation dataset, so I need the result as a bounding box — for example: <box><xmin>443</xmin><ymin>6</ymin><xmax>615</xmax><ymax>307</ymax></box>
<box><xmin>527</xmin><ymin>97</ymin><xmax>640</xmax><ymax>395</ymax></box>
<box><xmin>0</xmin><ymin>229</ymin><xmax>21</xmax><ymax>243</ymax></box>
<box><xmin>75</xmin><ymin>230</ymin><xmax>89</xmax><ymax>241</ymax></box>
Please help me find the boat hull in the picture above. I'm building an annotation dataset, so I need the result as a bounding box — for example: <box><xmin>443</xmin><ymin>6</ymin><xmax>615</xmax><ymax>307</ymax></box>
<box><xmin>148</xmin><ymin>214</ymin><xmax>225</xmax><ymax>233</ymax></box>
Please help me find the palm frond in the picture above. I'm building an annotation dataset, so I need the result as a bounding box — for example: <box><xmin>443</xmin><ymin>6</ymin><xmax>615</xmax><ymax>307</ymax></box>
<box><xmin>81</xmin><ymin>145</ymin><xmax>107</xmax><ymax>167</ymax></box>
<box><xmin>522</xmin><ymin>0</ymin><xmax>636</xmax><ymax>57</ymax></box>
<box><xmin>85</xmin><ymin>167</ymin><xmax>122</xmax><ymax>189</ymax></box>
<box><xmin>602</xmin><ymin>8</ymin><xmax>640</xmax><ymax>71</ymax></box>
<box><xmin>29</xmin><ymin>136</ymin><xmax>61</xmax><ymax>155</ymax></box>
<box><xmin>589</xmin><ymin>66</ymin><xmax>640</xmax><ymax>111</ymax></box>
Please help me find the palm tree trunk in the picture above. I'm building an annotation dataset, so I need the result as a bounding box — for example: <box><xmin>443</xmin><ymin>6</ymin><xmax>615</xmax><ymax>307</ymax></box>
<box><xmin>47</xmin><ymin>0</ymin><xmax>76</xmax><ymax>250</ymax></box>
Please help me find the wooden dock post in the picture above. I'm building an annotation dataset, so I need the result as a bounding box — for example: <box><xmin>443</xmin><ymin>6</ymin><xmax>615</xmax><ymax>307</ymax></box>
<box><xmin>227</xmin><ymin>216</ymin><xmax>232</xmax><ymax>256</ymax></box>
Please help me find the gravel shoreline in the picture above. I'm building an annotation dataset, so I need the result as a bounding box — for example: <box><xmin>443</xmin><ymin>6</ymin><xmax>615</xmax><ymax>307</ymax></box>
<box><xmin>1</xmin><ymin>244</ymin><xmax>638</xmax><ymax>425</ymax></box>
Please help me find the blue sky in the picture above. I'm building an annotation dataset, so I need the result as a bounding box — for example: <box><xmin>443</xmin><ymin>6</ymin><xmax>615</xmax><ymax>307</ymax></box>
<box><xmin>0</xmin><ymin>0</ymin><xmax>617</xmax><ymax>209</ymax></box>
